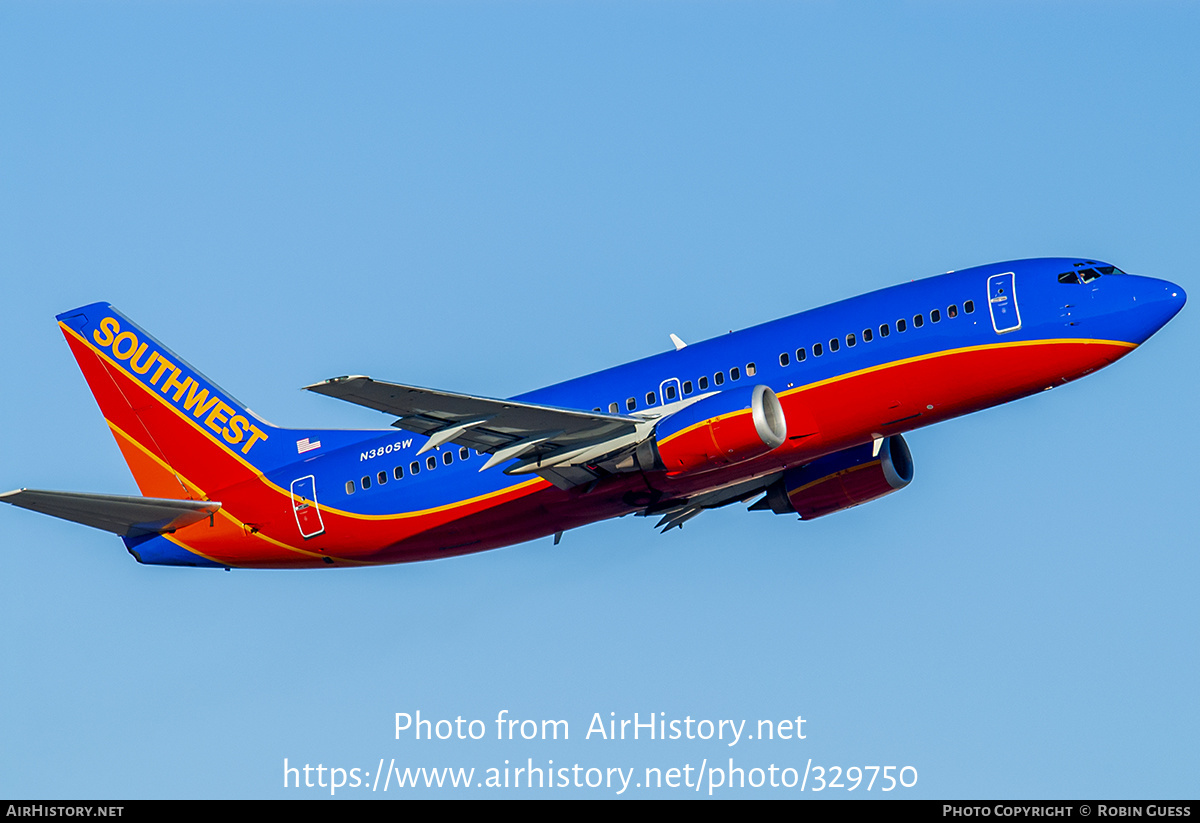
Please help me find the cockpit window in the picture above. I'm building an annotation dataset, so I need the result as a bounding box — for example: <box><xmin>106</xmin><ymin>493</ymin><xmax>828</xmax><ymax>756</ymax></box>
<box><xmin>1060</xmin><ymin>264</ymin><xmax>1126</xmax><ymax>284</ymax></box>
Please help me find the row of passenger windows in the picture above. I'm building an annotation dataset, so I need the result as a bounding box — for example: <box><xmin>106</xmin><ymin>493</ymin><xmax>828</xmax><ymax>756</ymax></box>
<box><xmin>591</xmin><ymin>299</ymin><xmax>976</xmax><ymax>415</ymax></box>
<box><xmin>593</xmin><ymin>362</ymin><xmax>760</xmax><ymax>413</ymax></box>
<box><xmin>352</xmin><ymin>297</ymin><xmax>979</xmax><ymax>484</ymax></box>
<box><xmin>346</xmin><ymin>445</ymin><xmax>475</xmax><ymax>494</ymax></box>
<box><xmin>778</xmin><ymin>300</ymin><xmax>975</xmax><ymax>365</ymax></box>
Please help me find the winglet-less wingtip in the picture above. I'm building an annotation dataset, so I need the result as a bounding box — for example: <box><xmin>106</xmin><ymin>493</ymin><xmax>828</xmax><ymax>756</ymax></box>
<box><xmin>303</xmin><ymin>375</ymin><xmax>371</xmax><ymax>391</ymax></box>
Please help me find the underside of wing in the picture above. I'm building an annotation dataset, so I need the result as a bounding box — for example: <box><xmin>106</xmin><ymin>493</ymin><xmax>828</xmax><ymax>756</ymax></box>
<box><xmin>304</xmin><ymin>376</ymin><xmax>654</xmax><ymax>488</ymax></box>
<box><xmin>643</xmin><ymin>472</ymin><xmax>783</xmax><ymax>532</ymax></box>
<box><xmin>0</xmin><ymin>489</ymin><xmax>221</xmax><ymax>537</ymax></box>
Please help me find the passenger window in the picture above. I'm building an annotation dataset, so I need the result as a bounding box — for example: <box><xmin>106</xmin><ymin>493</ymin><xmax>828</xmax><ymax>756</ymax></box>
<box><xmin>626</xmin><ymin>397</ymin><xmax>636</xmax><ymax>411</ymax></box>
<box><xmin>609</xmin><ymin>402</ymin><xmax>619</xmax><ymax>414</ymax></box>
<box><xmin>813</xmin><ymin>342</ymin><xmax>823</xmax><ymax>356</ymax></box>
<box><xmin>779</xmin><ymin>352</ymin><xmax>790</xmax><ymax>367</ymax></box>
<box><xmin>426</xmin><ymin>455</ymin><xmax>437</xmax><ymax>470</ymax></box>
<box><xmin>880</xmin><ymin>323</ymin><xmax>890</xmax><ymax>337</ymax></box>
<box><xmin>931</xmin><ymin>309</ymin><xmax>941</xmax><ymax>323</ymax></box>
<box><xmin>345</xmin><ymin>480</ymin><xmax>356</xmax><ymax>495</ymax></box>
<box><xmin>459</xmin><ymin>447</ymin><xmax>469</xmax><ymax>461</ymax></box>
<box><xmin>948</xmin><ymin>304</ymin><xmax>958</xmax><ymax>318</ymax></box>
<box><xmin>698</xmin><ymin>376</ymin><xmax>709</xmax><ymax>391</ymax></box>
<box><xmin>829</xmin><ymin>338</ymin><xmax>840</xmax><ymax>352</ymax></box>
<box><xmin>796</xmin><ymin>347</ymin><xmax>807</xmax><ymax>362</ymax></box>
<box><xmin>846</xmin><ymin>333</ymin><xmax>856</xmax><ymax>347</ymax></box>
<box><xmin>746</xmin><ymin>362</ymin><xmax>756</xmax><ymax>376</ymax></box>
<box><xmin>730</xmin><ymin>366</ymin><xmax>741</xmax><ymax>381</ymax></box>
<box><xmin>863</xmin><ymin>328</ymin><xmax>873</xmax><ymax>342</ymax></box>
<box><xmin>410</xmin><ymin>461</ymin><xmax>420</xmax><ymax>475</ymax></box>
<box><xmin>897</xmin><ymin>318</ymin><xmax>907</xmax><ymax>332</ymax></box>
<box><xmin>714</xmin><ymin>371</ymin><xmax>725</xmax><ymax>386</ymax></box>
<box><xmin>914</xmin><ymin>314</ymin><xmax>924</xmax><ymax>328</ymax></box>
<box><xmin>964</xmin><ymin>300</ymin><xmax>975</xmax><ymax>313</ymax></box>
<box><xmin>377</xmin><ymin>470</ymin><xmax>387</xmax><ymax>485</ymax></box>
<box><xmin>646</xmin><ymin>391</ymin><xmax>656</xmax><ymax>405</ymax></box>
<box><xmin>394</xmin><ymin>465</ymin><xmax>404</xmax><ymax>480</ymax></box>
<box><xmin>361</xmin><ymin>476</ymin><xmax>371</xmax><ymax>490</ymax></box>
<box><xmin>664</xmin><ymin>384</ymin><xmax>677</xmax><ymax>401</ymax></box>
<box><xmin>683</xmin><ymin>380</ymin><xmax>693</xmax><ymax>395</ymax></box>
<box><xmin>444</xmin><ymin>451</ymin><xmax>453</xmax><ymax>465</ymax></box>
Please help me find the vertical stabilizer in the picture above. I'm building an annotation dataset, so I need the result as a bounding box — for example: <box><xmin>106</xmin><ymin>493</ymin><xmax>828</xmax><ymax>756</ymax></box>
<box><xmin>56</xmin><ymin>304</ymin><xmax>283</xmax><ymax>501</ymax></box>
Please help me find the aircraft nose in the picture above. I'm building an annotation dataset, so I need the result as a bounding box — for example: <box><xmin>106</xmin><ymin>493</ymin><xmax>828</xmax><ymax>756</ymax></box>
<box><xmin>1168</xmin><ymin>281</ymin><xmax>1186</xmax><ymax>311</ymax></box>
<box><xmin>1152</xmin><ymin>278</ymin><xmax>1186</xmax><ymax>321</ymax></box>
<box><xmin>1130</xmin><ymin>276</ymin><xmax>1186</xmax><ymax>341</ymax></box>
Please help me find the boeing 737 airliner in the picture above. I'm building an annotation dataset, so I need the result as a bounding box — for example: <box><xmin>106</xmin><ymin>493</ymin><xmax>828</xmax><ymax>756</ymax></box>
<box><xmin>1</xmin><ymin>258</ymin><xmax>1185</xmax><ymax>568</ymax></box>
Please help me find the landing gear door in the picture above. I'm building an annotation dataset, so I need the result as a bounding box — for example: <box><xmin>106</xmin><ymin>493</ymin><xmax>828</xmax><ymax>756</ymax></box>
<box><xmin>987</xmin><ymin>272</ymin><xmax>1021</xmax><ymax>334</ymax></box>
<box><xmin>290</xmin><ymin>475</ymin><xmax>326</xmax><ymax>539</ymax></box>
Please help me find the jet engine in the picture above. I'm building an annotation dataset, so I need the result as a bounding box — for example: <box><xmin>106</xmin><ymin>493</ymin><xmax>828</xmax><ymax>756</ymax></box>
<box><xmin>619</xmin><ymin>384</ymin><xmax>787</xmax><ymax>476</ymax></box>
<box><xmin>754</xmin><ymin>434</ymin><xmax>914</xmax><ymax>519</ymax></box>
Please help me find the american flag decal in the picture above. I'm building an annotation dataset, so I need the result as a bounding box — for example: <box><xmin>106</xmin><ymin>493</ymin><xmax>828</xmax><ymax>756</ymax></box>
<box><xmin>296</xmin><ymin>437</ymin><xmax>321</xmax><ymax>454</ymax></box>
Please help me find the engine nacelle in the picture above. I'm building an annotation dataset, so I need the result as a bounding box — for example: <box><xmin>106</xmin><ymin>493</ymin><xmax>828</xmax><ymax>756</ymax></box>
<box><xmin>758</xmin><ymin>434</ymin><xmax>914</xmax><ymax>519</ymax></box>
<box><xmin>651</xmin><ymin>384</ymin><xmax>788</xmax><ymax>476</ymax></box>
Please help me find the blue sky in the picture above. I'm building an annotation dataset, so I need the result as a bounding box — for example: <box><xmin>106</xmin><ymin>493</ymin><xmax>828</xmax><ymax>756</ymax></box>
<box><xmin>1</xmin><ymin>2</ymin><xmax>1197</xmax><ymax>798</ymax></box>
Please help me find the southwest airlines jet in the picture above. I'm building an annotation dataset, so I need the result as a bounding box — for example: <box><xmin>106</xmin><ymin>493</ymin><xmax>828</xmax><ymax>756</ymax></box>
<box><xmin>1</xmin><ymin>258</ymin><xmax>1185</xmax><ymax>569</ymax></box>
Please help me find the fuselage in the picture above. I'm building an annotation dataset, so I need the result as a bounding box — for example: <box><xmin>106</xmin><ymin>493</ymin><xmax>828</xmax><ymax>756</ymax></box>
<box><xmin>119</xmin><ymin>257</ymin><xmax>1184</xmax><ymax>568</ymax></box>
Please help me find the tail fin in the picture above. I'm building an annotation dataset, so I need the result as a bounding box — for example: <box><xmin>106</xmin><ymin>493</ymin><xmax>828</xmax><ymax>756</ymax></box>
<box><xmin>57</xmin><ymin>303</ymin><xmax>286</xmax><ymax>501</ymax></box>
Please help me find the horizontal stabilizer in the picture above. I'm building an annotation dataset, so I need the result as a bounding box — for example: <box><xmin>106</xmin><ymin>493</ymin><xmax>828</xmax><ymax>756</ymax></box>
<box><xmin>0</xmin><ymin>489</ymin><xmax>220</xmax><ymax>537</ymax></box>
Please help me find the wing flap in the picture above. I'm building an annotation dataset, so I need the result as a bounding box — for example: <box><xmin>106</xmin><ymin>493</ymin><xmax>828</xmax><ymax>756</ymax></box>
<box><xmin>0</xmin><ymin>489</ymin><xmax>220</xmax><ymax>537</ymax></box>
<box><xmin>304</xmin><ymin>376</ymin><xmax>648</xmax><ymax>483</ymax></box>
<box><xmin>644</xmin><ymin>473</ymin><xmax>783</xmax><ymax>532</ymax></box>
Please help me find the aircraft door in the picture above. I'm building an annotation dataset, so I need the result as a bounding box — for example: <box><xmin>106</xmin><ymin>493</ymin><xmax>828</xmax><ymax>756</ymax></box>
<box><xmin>290</xmin><ymin>475</ymin><xmax>326</xmax><ymax>539</ymax></box>
<box><xmin>987</xmin><ymin>272</ymin><xmax>1022</xmax><ymax>333</ymax></box>
<box><xmin>659</xmin><ymin>378</ymin><xmax>682</xmax><ymax>405</ymax></box>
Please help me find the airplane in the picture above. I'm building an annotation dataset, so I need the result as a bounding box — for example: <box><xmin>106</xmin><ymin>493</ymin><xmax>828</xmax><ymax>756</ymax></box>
<box><xmin>1</xmin><ymin>258</ymin><xmax>1185</xmax><ymax>569</ymax></box>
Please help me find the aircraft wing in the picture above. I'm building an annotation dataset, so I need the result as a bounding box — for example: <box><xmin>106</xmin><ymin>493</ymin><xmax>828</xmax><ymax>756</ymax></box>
<box><xmin>645</xmin><ymin>473</ymin><xmax>783</xmax><ymax>532</ymax></box>
<box><xmin>304</xmin><ymin>376</ymin><xmax>651</xmax><ymax>487</ymax></box>
<box><xmin>0</xmin><ymin>489</ymin><xmax>220</xmax><ymax>537</ymax></box>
